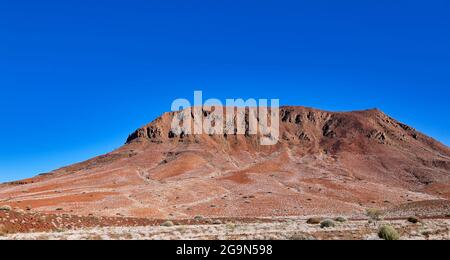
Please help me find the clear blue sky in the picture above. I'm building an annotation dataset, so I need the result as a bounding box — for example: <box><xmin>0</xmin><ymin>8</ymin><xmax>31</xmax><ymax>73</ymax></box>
<box><xmin>1</xmin><ymin>0</ymin><xmax>449</xmax><ymax>182</ymax></box>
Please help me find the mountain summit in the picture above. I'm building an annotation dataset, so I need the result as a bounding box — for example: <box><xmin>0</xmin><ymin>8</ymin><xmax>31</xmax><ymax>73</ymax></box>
<box><xmin>1</xmin><ymin>106</ymin><xmax>449</xmax><ymax>218</ymax></box>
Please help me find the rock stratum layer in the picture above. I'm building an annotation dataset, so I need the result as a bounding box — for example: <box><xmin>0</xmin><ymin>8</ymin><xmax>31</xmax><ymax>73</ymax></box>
<box><xmin>1</xmin><ymin>106</ymin><xmax>449</xmax><ymax>219</ymax></box>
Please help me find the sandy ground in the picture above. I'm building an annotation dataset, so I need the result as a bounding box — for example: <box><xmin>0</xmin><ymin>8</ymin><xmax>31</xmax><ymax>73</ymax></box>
<box><xmin>2</xmin><ymin>218</ymin><xmax>449</xmax><ymax>240</ymax></box>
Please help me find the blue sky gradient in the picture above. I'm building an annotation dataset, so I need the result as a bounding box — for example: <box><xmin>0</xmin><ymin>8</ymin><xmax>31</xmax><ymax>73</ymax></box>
<box><xmin>1</xmin><ymin>0</ymin><xmax>449</xmax><ymax>182</ymax></box>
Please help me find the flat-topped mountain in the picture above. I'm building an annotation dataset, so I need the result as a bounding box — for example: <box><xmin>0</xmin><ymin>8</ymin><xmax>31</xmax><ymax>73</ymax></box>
<box><xmin>1</xmin><ymin>106</ymin><xmax>449</xmax><ymax>219</ymax></box>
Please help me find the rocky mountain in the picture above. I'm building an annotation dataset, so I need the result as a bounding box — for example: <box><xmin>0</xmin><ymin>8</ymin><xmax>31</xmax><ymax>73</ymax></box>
<box><xmin>1</xmin><ymin>106</ymin><xmax>449</xmax><ymax>219</ymax></box>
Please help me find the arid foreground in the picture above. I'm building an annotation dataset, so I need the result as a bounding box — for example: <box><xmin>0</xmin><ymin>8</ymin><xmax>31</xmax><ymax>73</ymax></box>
<box><xmin>1</xmin><ymin>201</ymin><xmax>449</xmax><ymax>240</ymax></box>
<box><xmin>1</xmin><ymin>217</ymin><xmax>449</xmax><ymax>240</ymax></box>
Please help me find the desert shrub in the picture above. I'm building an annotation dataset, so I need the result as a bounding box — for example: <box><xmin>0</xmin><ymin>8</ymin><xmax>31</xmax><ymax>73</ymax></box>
<box><xmin>225</xmin><ymin>222</ymin><xmax>236</xmax><ymax>230</ymax></box>
<box><xmin>334</xmin><ymin>217</ymin><xmax>347</xmax><ymax>223</ymax></box>
<box><xmin>161</xmin><ymin>221</ymin><xmax>174</xmax><ymax>227</ymax></box>
<box><xmin>378</xmin><ymin>225</ymin><xmax>400</xmax><ymax>240</ymax></box>
<box><xmin>0</xmin><ymin>205</ymin><xmax>12</xmax><ymax>211</ymax></box>
<box><xmin>194</xmin><ymin>215</ymin><xmax>204</xmax><ymax>221</ymax></box>
<box><xmin>176</xmin><ymin>226</ymin><xmax>187</xmax><ymax>233</ymax></box>
<box><xmin>212</xmin><ymin>219</ymin><xmax>223</xmax><ymax>225</ymax></box>
<box><xmin>407</xmin><ymin>217</ymin><xmax>420</xmax><ymax>224</ymax></box>
<box><xmin>320</xmin><ymin>219</ymin><xmax>336</xmax><ymax>228</ymax></box>
<box><xmin>306</xmin><ymin>217</ymin><xmax>322</xmax><ymax>225</ymax></box>
<box><xmin>366</xmin><ymin>208</ymin><xmax>383</xmax><ymax>221</ymax></box>
<box><xmin>54</xmin><ymin>228</ymin><xmax>68</xmax><ymax>233</ymax></box>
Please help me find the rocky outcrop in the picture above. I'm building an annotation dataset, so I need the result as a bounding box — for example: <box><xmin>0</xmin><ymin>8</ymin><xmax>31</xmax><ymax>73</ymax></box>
<box><xmin>125</xmin><ymin>106</ymin><xmax>450</xmax><ymax>156</ymax></box>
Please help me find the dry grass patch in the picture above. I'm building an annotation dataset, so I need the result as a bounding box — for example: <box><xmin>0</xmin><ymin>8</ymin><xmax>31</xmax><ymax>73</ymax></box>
<box><xmin>366</xmin><ymin>208</ymin><xmax>383</xmax><ymax>221</ymax></box>
<box><xmin>378</xmin><ymin>225</ymin><xmax>400</xmax><ymax>240</ymax></box>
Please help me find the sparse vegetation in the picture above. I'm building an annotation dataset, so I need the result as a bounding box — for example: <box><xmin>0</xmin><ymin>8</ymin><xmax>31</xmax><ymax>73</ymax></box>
<box><xmin>378</xmin><ymin>225</ymin><xmax>400</xmax><ymax>240</ymax></box>
<box><xmin>194</xmin><ymin>215</ymin><xmax>204</xmax><ymax>221</ymax></box>
<box><xmin>0</xmin><ymin>205</ymin><xmax>12</xmax><ymax>211</ymax></box>
<box><xmin>1</xmin><ymin>217</ymin><xmax>449</xmax><ymax>240</ymax></box>
<box><xmin>366</xmin><ymin>208</ymin><xmax>383</xmax><ymax>221</ymax></box>
<box><xmin>289</xmin><ymin>232</ymin><xmax>316</xmax><ymax>240</ymax></box>
<box><xmin>54</xmin><ymin>228</ymin><xmax>68</xmax><ymax>233</ymax></box>
<box><xmin>176</xmin><ymin>226</ymin><xmax>187</xmax><ymax>233</ymax></box>
<box><xmin>161</xmin><ymin>221</ymin><xmax>174</xmax><ymax>227</ymax></box>
<box><xmin>225</xmin><ymin>222</ymin><xmax>236</xmax><ymax>230</ymax></box>
<box><xmin>306</xmin><ymin>217</ymin><xmax>322</xmax><ymax>225</ymax></box>
<box><xmin>407</xmin><ymin>217</ymin><xmax>420</xmax><ymax>224</ymax></box>
<box><xmin>320</xmin><ymin>219</ymin><xmax>336</xmax><ymax>228</ymax></box>
<box><xmin>334</xmin><ymin>217</ymin><xmax>347</xmax><ymax>223</ymax></box>
<box><xmin>212</xmin><ymin>219</ymin><xmax>223</xmax><ymax>225</ymax></box>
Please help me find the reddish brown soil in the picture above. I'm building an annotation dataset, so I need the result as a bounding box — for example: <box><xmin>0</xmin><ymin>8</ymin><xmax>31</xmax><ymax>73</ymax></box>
<box><xmin>1</xmin><ymin>207</ymin><xmax>449</xmax><ymax>236</ymax></box>
<box><xmin>0</xmin><ymin>209</ymin><xmax>285</xmax><ymax>234</ymax></box>
<box><xmin>0</xmin><ymin>106</ymin><xmax>449</xmax><ymax>220</ymax></box>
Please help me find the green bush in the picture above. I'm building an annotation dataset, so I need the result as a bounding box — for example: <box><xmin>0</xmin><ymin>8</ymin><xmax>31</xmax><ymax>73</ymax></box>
<box><xmin>0</xmin><ymin>205</ymin><xmax>12</xmax><ymax>211</ymax></box>
<box><xmin>334</xmin><ymin>217</ymin><xmax>347</xmax><ymax>223</ymax></box>
<box><xmin>378</xmin><ymin>225</ymin><xmax>400</xmax><ymax>240</ymax></box>
<box><xmin>407</xmin><ymin>217</ymin><xmax>420</xmax><ymax>224</ymax></box>
<box><xmin>194</xmin><ymin>215</ymin><xmax>204</xmax><ymax>221</ymax></box>
<box><xmin>320</xmin><ymin>219</ymin><xmax>336</xmax><ymax>228</ymax></box>
<box><xmin>54</xmin><ymin>227</ymin><xmax>68</xmax><ymax>233</ymax></box>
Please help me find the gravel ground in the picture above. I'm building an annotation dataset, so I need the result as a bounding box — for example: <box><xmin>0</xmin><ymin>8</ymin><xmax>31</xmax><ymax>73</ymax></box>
<box><xmin>2</xmin><ymin>218</ymin><xmax>449</xmax><ymax>240</ymax></box>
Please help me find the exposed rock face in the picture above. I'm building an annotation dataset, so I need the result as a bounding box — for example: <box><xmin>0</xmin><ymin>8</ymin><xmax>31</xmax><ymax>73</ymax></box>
<box><xmin>0</xmin><ymin>106</ymin><xmax>449</xmax><ymax>219</ymax></box>
<box><xmin>125</xmin><ymin>106</ymin><xmax>449</xmax><ymax>156</ymax></box>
